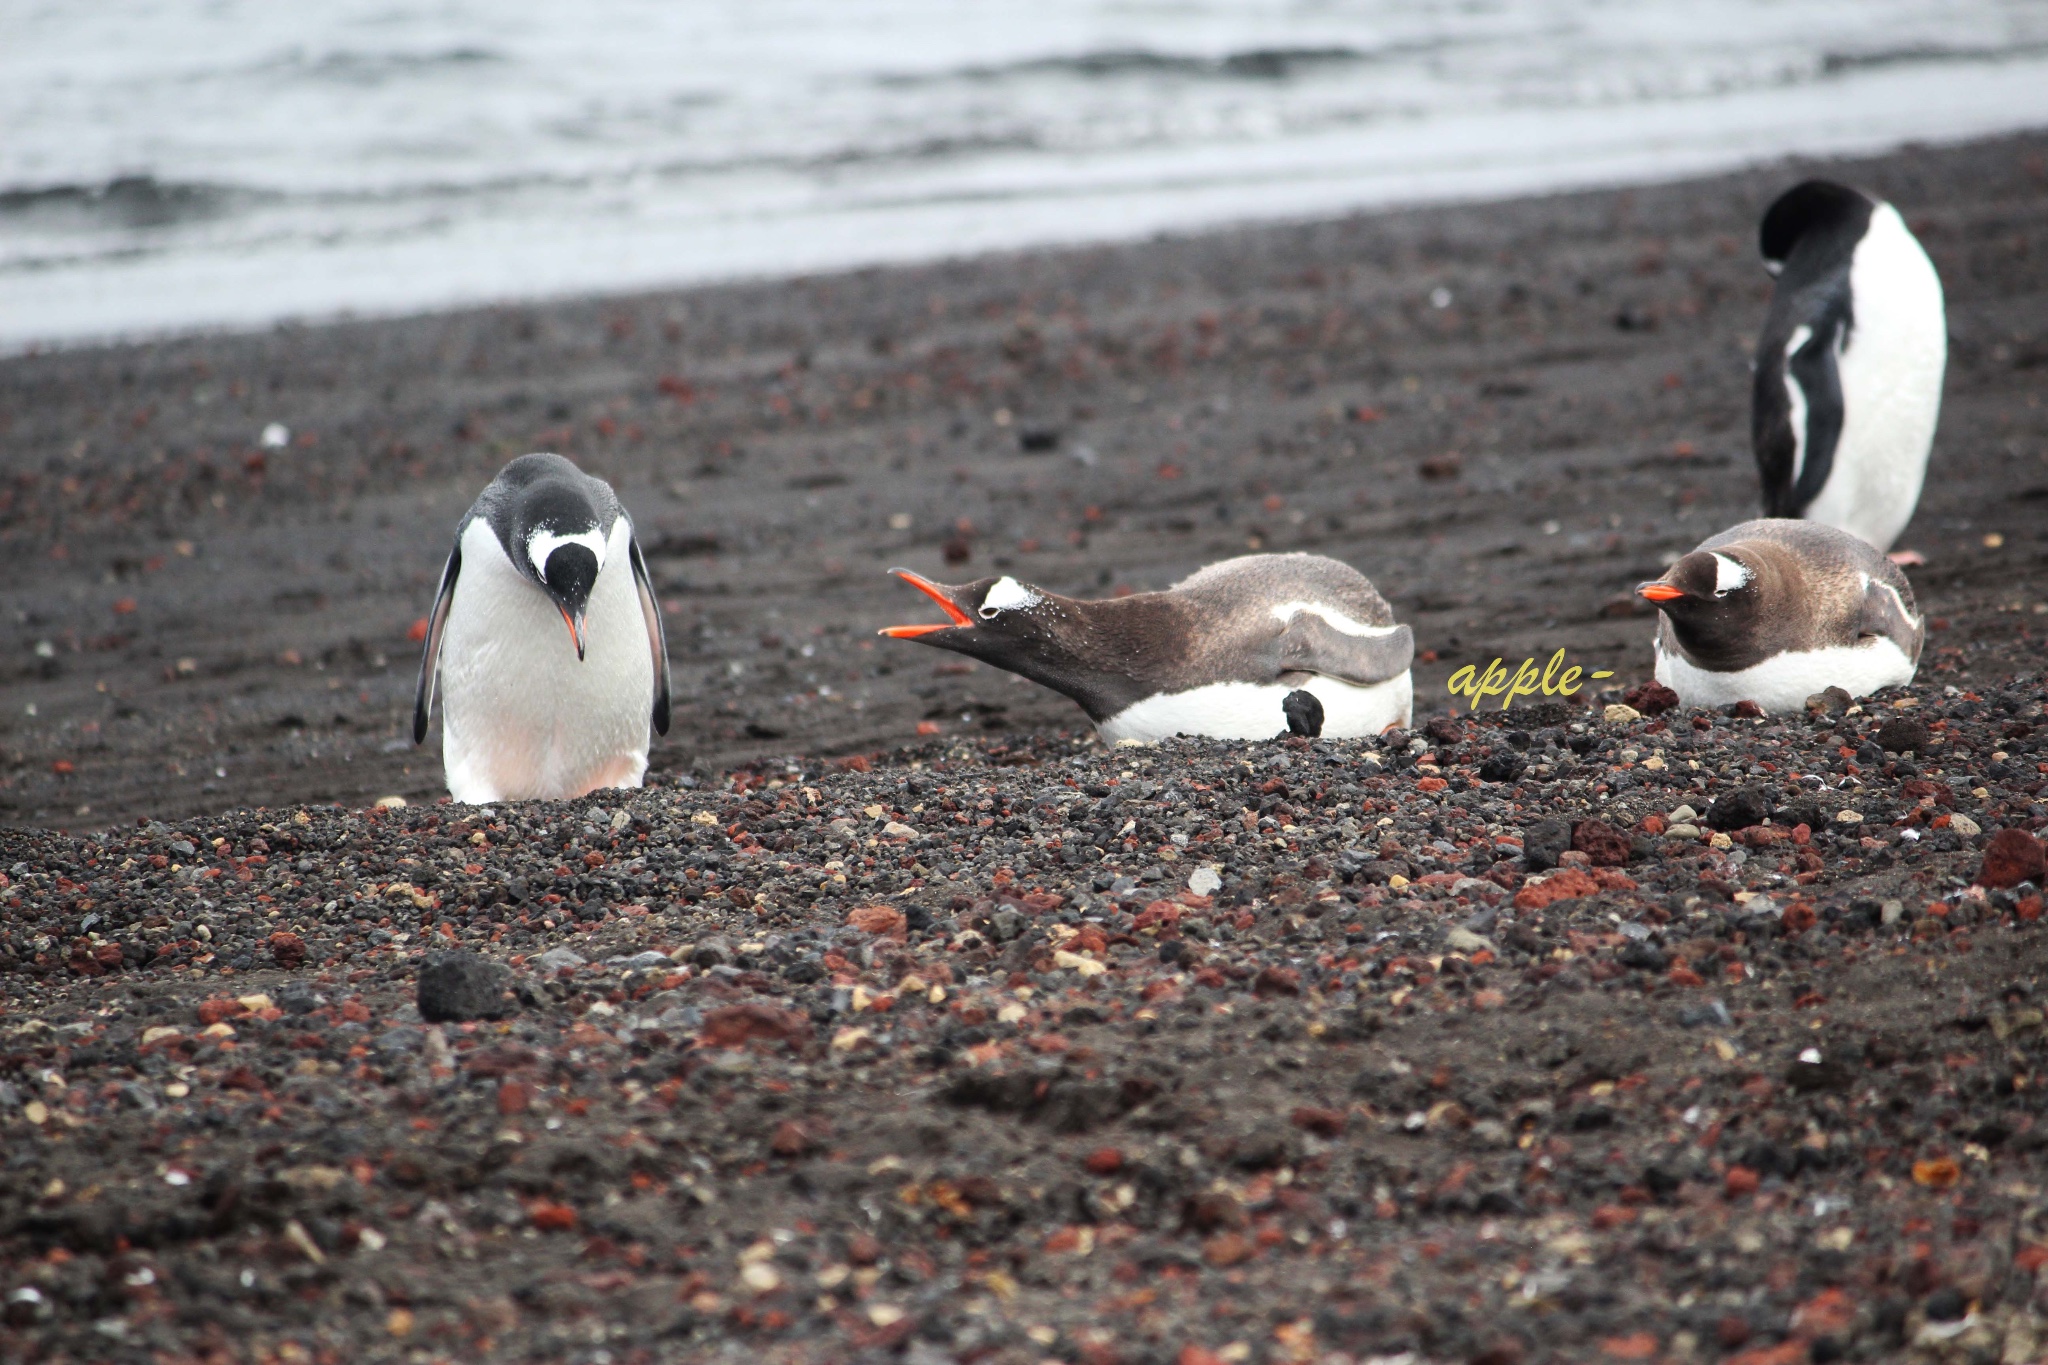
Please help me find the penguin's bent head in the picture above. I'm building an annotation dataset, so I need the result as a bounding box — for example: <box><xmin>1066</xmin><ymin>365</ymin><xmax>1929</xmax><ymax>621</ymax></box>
<box><xmin>497</xmin><ymin>455</ymin><xmax>616</xmax><ymax>660</ymax></box>
<box><xmin>1636</xmin><ymin>547</ymin><xmax>1768</xmax><ymax>659</ymax></box>
<box><xmin>880</xmin><ymin>569</ymin><xmax>1059</xmax><ymax>675</ymax></box>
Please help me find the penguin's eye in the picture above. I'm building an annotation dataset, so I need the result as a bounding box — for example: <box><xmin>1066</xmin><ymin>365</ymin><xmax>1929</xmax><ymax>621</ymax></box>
<box><xmin>978</xmin><ymin>575</ymin><xmax>1039</xmax><ymax>620</ymax></box>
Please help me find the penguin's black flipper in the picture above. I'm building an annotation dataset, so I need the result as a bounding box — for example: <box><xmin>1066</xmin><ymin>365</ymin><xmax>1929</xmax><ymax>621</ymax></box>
<box><xmin>628</xmin><ymin>531</ymin><xmax>672</xmax><ymax>735</ymax></box>
<box><xmin>1275</xmin><ymin>617</ymin><xmax>1413</xmax><ymax>686</ymax></box>
<box><xmin>1753</xmin><ymin>300</ymin><xmax>1849</xmax><ymax>517</ymax></box>
<box><xmin>412</xmin><ymin>541</ymin><xmax>462</xmax><ymax>744</ymax></box>
<box><xmin>1282</xmin><ymin>689</ymin><xmax>1324</xmax><ymax>738</ymax></box>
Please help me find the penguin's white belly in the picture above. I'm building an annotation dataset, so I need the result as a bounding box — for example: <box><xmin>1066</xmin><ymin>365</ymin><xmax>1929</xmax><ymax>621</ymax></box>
<box><xmin>1804</xmin><ymin>204</ymin><xmax>1946</xmax><ymax>552</ymax></box>
<box><xmin>1095</xmin><ymin>672</ymin><xmax>1412</xmax><ymax>745</ymax></box>
<box><xmin>1654</xmin><ymin>639</ymin><xmax>1914</xmax><ymax>715</ymax></box>
<box><xmin>438</xmin><ymin>520</ymin><xmax>653</xmax><ymax>803</ymax></box>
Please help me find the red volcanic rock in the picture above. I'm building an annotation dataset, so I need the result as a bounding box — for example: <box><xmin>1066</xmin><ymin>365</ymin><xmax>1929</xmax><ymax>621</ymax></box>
<box><xmin>1979</xmin><ymin>828</ymin><xmax>2047</xmax><ymax>889</ymax></box>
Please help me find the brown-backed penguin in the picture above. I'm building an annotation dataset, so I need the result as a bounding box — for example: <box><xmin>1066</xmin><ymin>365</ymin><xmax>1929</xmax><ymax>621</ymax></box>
<box><xmin>1635</xmin><ymin>518</ymin><xmax>1920</xmax><ymax>713</ymax></box>
<box><xmin>413</xmin><ymin>453</ymin><xmax>670</xmax><ymax>802</ymax></box>
<box><xmin>880</xmin><ymin>552</ymin><xmax>1412</xmax><ymax>742</ymax></box>
<box><xmin>1750</xmin><ymin>179</ymin><xmax>1945</xmax><ymax>553</ymax></box>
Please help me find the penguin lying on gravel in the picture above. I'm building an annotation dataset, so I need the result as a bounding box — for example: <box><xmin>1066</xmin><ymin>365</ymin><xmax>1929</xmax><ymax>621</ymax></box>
<box><xmin>880</xmin><ymin>552</ymin><xmax>1412</xmax><ymax>742</ymax></box>
<box><xmin>1750</xmin><ymin>179</ymin><xmax>1946</xmax><ymax>554</ymax></box>
<box><xmin>413</xmin><ymin>453</ymin><xmax>670</xmax><ymax>802</ymax></box>
<box><xmin>1636</xmin><ymin>518</ymin><xmax>1921</xmax><ymax>713</ymax></box>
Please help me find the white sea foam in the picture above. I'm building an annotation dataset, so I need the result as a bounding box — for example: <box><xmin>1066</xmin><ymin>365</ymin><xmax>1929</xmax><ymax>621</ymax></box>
<box><xmin>5</xmin><ymin>0</ymin><xmax>2048</xmax><ymax>350</ymax></box>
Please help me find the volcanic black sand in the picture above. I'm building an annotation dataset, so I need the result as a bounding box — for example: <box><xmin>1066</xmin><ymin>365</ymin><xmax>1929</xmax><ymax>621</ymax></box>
<box><xmin>1</xmin><ymin>134</ymin><xmax>2047</xmax><ymax>1365</ymax></box>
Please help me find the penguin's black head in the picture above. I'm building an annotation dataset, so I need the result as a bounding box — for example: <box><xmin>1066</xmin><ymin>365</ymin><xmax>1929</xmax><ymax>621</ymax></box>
<box><xmin>1637</xmin><ymin>547</ymin><xmax>1763</xmax><ymax>655</ymax></box>
<box><xmin>879</xmin><ymin>570</ymin><xmax>1061</xmax><ymax>676</ymax></box>
<box><xmin>494</xmin><ymin>454</ymin><xmax>615</xmax><ymax>660</ymax></box>
<box><xmin>1759</xmin><ymin>179</ymin><xmax>1873</xmax><ymax>276</ymax></box>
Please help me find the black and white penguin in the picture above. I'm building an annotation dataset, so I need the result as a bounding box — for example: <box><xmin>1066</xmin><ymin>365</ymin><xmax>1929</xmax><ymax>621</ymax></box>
<box><xmin>1751</xmin><ymin>179</ymin><xmax>1946</xmax><ymax>553</ymax></box>
<box><xmin>1636</xmin><ymin>518</ymin><xmax>1921</xmax><ymax>713</ymax></box>
<box><xmin>413</xmin><ymin>453</ymin><xmax>671</xmax><ymax>802</ymax></box>
<box><xmin>880</xmin><ymin>552</ymin><xmax>1413</xmax><ymax>742</ymax></box>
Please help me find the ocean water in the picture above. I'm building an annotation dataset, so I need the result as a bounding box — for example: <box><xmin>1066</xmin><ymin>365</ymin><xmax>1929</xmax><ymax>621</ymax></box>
<box><xmin>5</xmin><ymin>0</ymin><xmax>2048</xmax><ymax>350</ymax></box>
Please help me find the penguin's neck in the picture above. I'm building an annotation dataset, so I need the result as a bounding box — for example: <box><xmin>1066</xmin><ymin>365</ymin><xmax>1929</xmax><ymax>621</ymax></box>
<box><xmin>998</xmin><ymin>593</ymin><xmax>1191</xmax><ymax>722</ymax></box>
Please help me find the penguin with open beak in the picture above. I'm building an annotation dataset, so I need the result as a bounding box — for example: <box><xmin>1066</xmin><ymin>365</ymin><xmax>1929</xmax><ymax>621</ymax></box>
<box><xmin>1751</xmin><ymin>179</ymin><xmax>1946</xmax><ymax>554</ymax></box>
<box><xmin>413</xmin><ymin>452</ymin><xmax>671</xmax><ymax>802</ymax></box>
<box><xmin>881</xmin><ymin>552</ymin><xmax>1413</xmax><ymax>743</ymax></box>
<box><xmin>1636</xmin><ymin>518</ymin><xmax>1921</xmax><ymax>714</ymax></box>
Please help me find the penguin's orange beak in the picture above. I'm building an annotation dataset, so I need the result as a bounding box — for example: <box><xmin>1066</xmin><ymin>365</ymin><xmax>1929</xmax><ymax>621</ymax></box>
<box><xmin>880</xmin><ymin>568</ymin><xmax>974</xmax><ymax>638</ymax></box>
<box><xmin>558</xmin><ymin>605</ymin><xmax>587</xmax><ymax>659</ymax></box>
<box><xmin>1637</xmin><ymin>582</ymin><xmax>1685</xmax><ymax>604</ymax></box>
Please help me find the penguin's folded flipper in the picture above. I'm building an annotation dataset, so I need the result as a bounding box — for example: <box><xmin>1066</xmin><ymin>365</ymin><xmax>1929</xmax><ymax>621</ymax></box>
<box><xmin>629</xmin><ymin>534</ymin><xmax>673</xmax><ymax>735</ymax></box>
<box><xmin>1275</xmin><ymin>617</ymin><xmax>1413</xmax><ymax>686</ymax></box>
<box><xmin>412</xmin><ymin>542</ymin><xmax>463</xmax><ymax>744</ymax></box>
<box><xmin>1858</xmin><ymin>576</ymin><xmax>1922</xmax><ymax>655</ymax></box>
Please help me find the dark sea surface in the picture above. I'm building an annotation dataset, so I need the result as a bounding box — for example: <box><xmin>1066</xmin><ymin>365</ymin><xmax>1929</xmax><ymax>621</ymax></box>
<box><xmin>5</xmin><ymin>0</ymin><xmax>2048</xmax><ymax>348</ymax></box>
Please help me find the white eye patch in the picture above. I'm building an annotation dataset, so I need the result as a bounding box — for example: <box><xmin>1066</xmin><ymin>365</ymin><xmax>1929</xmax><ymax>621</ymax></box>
<box><xmin>979</xmin><ymin>576</ymin><xmax>1040</xmax><ymax>619</ymax></box>
<box><xmin>1711</xmin><ymin>553</ymin><xmax>1751</xmax><ymax>596</ymax></box>
<box><xmin>528</xmin><ymin>527</ymin><xmax>608</xmax><ymax>579</ymax></box>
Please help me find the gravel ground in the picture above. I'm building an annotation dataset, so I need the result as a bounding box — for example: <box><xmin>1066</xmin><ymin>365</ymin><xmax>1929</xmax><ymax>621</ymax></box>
<box><xmin>4</xmin><ymin>130</ymin><xmax>2048</xmax><ymax>1365</ymax></box>
<box><xmin>4</xmin><ymin>678</ymin><xmax>2048</xmax><ymax>1364</ymax></box>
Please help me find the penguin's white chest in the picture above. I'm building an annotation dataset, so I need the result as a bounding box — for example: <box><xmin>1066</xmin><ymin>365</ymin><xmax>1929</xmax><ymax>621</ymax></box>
<box><xmin>1804</xmin><ymin>204</ymin><xmax>1946</xmax><ymax>551</ymax></box>
<box><xmin>1095</xmin><ymin>673</ymin><xmax>1412</xmax><ymax>745</ymax></box>
<box><xmin>1653</xmin><ymin>638</ymin><xmax>1915</xmax><ymax>715</ymax></box>
<box><xmin>436</xmin><ymin>519</ymin><xmax>654</xmax><ymax>802</ymax></box>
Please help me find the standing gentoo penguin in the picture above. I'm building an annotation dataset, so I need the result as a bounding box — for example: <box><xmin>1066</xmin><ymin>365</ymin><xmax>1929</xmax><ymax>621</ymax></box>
<box><xmin>1636</xmin><ymin>518</ymin><xmax>1921</xmax><ymax>713</ymax></box>
<box><xmin>1750</xmin><ymin>179</ymin><xmax>1946</xmax><ymax>553</ymax></box>
<box><xmin>413</xmin><ymin>453</ymin><xmax>671</xmax><ymax>802</ymax></box>
<box><xmin>879</xmin><ymin>552</ymin><xmax>1413</xmax><ymax>742</ymax></box>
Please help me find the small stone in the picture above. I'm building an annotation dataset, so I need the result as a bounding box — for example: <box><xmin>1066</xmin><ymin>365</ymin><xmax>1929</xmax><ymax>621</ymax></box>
<box><xmin>537</xmin><ymin>947</ymin><xmax>587</xmax><ymax>975</ymax></box>
<box><xmin>847</xmin><ymin>904</ymin><xmax>908</xmax><ymax>940</ymax></box>
<box><xmin>1603</xmin><ymin>703</ymin><xmax>1641</xmax><ymax>724</ymax></box>
<box><xmin>1522</xmin><ymin>818</ymin><xmax>1571</xmax><ymax>872</ymax></box>
<box><xmin>1834</xmin><ymin>810</ymin><xmax>1862</xmax><ymax>825</ymax></box>
<box><xmin>1666</xmin><ymin>823</ymin><xmax>1701</xmax><ymax>839</ymax></box>
<box><xmin>1445</xmin><ymin>926</ymin><xmax>1493</xmax><ymax>954</ymax></box>
<box><xmin>277</xmin><ymin>981</ymin><xmax>322</xmax><ymax>1015</ymax></box>
<box><xmin>416</xmin><ymin>952</ymin><xmax>512</xmax><ymax>1023</ymax></box>
<box><xmin>615</xmin><ymin>950</ymin><xmax>674</xmax><ymax>970</ymax></box>
<box><xmin>1979</xmin><ymin>828</ymin><xmax>2048</xmax><ymax>889</ymax></box>
<box><xmin>374</xmin><ymin>795</ymin><xmax>407</xmax><ymax>809</ymax></box>
<box><xmin>1881</xmin><ymin>900</ymin><xmax>1905</xmax><ymax>925</ymax></box>
<box><xmin>1923</xmin><ymin>1287</ymin><xmax>1968</xmax><ymax>1323</ymax></box>
<box><xmin>268</xmin><ymin>931</ymin><xmax>306</xmax><ymax>969</ymax></box>
<box><xmin>1706</xmin><ymin>786</ymin><xmax>1771</xmax><ymax>831</ymax></box>
<box><xmin>881</xmin><ymin>820</ymin><xmax>918</xmax><ymax>839</ymax></box>
<box><xmin>1666</xmin><ymin>804</ymin><xmax>1698</xmax><ymax>823</ymax></box>
<box><xmin>1622</xmin><ymin>680</ymin><xmax>1680</xmax><ymax>716</ymax></box>
<box><xmin>1875</xmin><ymin>716</ymin><xmax>1928</xmax><ymax>753</ymax></box>
<box><xmin>1804</xmin><ymin>686</ymin><xmax>1852</xmax><ymax>715</ymax></box>
<box><xmin>1187</xmin><ymin>866</ymin><xmax>1222</xmax><ymax>896</ymax></box>
<box><xmin>1571</xmin><ymin>819</ymin><xmax>1631</xmax><ymax>868</ymax></box>
<box><xmin>1948</xmin><ymin>813</ymin><xmax>1981</xmax><ymax>837</ymax></box>
<box><xmin>375</xmin><ymin>1026</ymin><xmax>425</xmax><ymax>1058</ymax></box>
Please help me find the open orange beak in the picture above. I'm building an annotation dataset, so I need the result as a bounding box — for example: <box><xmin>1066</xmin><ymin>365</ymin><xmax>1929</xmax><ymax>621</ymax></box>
<box><xmin>1637</xmin><ymin>582</ymin><xmax>1685</xmax><ymax>604</ymax></box>
<box><xmin>880</xmin><ymin>568</ymin><xmax>974</xmax><ymax>639</ymax></box>
<box><xmin>558</xmin><ymin>605</ymin><xmax>587</xmax><ymax>659</ymax></box>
